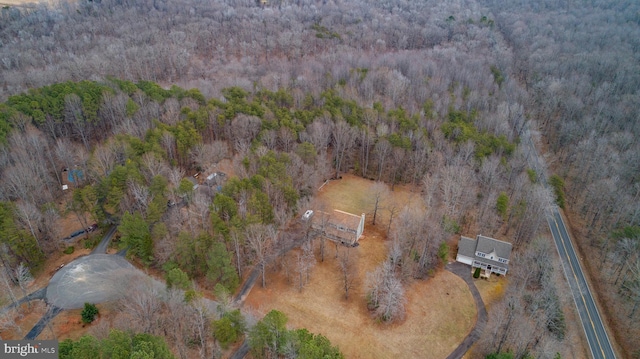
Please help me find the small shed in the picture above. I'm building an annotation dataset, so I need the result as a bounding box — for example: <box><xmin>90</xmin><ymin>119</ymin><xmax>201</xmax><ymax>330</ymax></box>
<box><xmin>61</xmin><ymin>167</ymin><xmax>84</xmax><ymax>186</ymax></box>
<box><xmin>205</xmin><ymin>172</ymin><xmax>227</xmax><ymax>187</ymax></box>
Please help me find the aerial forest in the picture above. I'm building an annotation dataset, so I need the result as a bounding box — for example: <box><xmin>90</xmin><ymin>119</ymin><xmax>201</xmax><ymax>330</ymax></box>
<box><xmin>0</xmin><ymin>0</ymin><xmax>638</xmax><ymax>358</ymax></box>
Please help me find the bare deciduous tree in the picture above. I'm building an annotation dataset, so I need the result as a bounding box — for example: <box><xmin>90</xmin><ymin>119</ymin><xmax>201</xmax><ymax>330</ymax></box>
<box><xmin>41</xmin><ymin>205</ymin><xmax>62</xmax><ymax>249</ymax></box>
<box><xmin>168</xmin><ymin>167</ymin><xmax>186</xmax><ymax>189</ymax></box>
<box><xmin>369</xmin><ymin>182</ymin><xmax>389</xmax><ymax>226</ymax></box>
<box><xmin>121</xmin><ymin>275</ymin><xmax>163</xmax><ymax>334</ymax></box>
<box><xmin>260</xmin><ymin>129</ymin><xmax>278</xmax><ymax>150</ymax></box>
<box><xmin>230</xmin><ymin>229</ymin><xmax>244</xmax><ymax>279</ymax></box>
<box><xmin>278</xmin><ymin>127</ymin><xmax>296</xmax><ymax>153</ymax></box>
<box><xmin>0</xmin><ymin>308</ymin><xmax>22</xmax><ymax>338</ymax></box>
<box><xmin>438</xmin><ymin>164</ymin><xmax>475</xmax><ymax>220</ymax></box>
<box><xmin>15</xmin><ymin>262</ymin><xmax>34</xmax><ymax>308</ymax></box>
<box><xmin>89</xmin><ymin>140</ymin><xmax>119</xmax><ymax>180</ymax></box>
<box><xmin>230</xmin><ymin>114</ymin><xmax>262</xmax><ymax>154</ymax></box>
<box><xmin>127</xmin><ymin>180</ymin><xmax>150</xmax><ymax>214</ymax></box>
<box><xmin>295</xmin><ymin>240</ymin><xmax>316</xmax><ymax>291</ymax></box>
<box><xmin>64</xmin><ymin>93</ymin><xmax>91</xmax><ymax>150</ymax></box>
<box><xmin>338</xmin><ymin>247</ymin><xmax>357</xmax><ymax>300</ymax></box>
<box><xmin>188</xmin><ymin>298</ymin><xmax>212</xmax><ymax>359</ymax></box>
<box><xmin>332</xmin><ymin>120</ymin><xmax>357</xmax><ymax>179</ymax></box>
<box><xmin>0</xmin><ymin>264</ymin><xmax>18</xmax><ymax>308</ymax></box>
<box><xmin>374</xmin><ymin>138</ymin><xmax>392</xmax><ymax>181</ymax></box>
<box><xmin>302</xmin><ymin>117</ymin><xmax>333</xmax><ymax>155</ymax></box>
<box><xmin>190</xmin><ymin>141</ymin><xmax>229</xmax><ymax>171</ymax></box>
<box><xmin>366</xmin><ymin>261</ymin><xmax>405</xmax><ymax>323</ymax></box>
<box><xmin>314</xmin><ymin>206</ymin><xmax>332</xmax><ymax>262</ymax></box>
<box><xmin>246</xmin><ymin>224</ymin><xmax>275</xmax><ymax>288</ymax></box>
<box><xmin>15</xmin><ymin>202</ymin><xmax>43</xmax><ymax>251</ymax></box>
<box><xmin>140</xmin><ymin>152</ymin><xmax>170</xmax><ymax>182</ymax></box>
<box><xmin>622</xmin><ymin>260</ymin><xmax>640</xmax><ymax>318</ymax></box>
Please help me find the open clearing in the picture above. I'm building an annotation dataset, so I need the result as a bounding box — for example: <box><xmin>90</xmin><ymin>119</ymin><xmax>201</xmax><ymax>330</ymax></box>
<box><xmin>246</xmin><ymin>175</ymin><xmax>476</xmax><ymax>358</ymax></box>
<box><xmin>314</xmin><ymin>175</ymin><xmax>423</xmax><ymax>226</ymax></box>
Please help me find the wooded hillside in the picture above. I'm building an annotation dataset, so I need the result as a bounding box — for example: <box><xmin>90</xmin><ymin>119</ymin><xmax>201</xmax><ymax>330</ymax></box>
<box><xmin>0</xmin><ymin>0</ymin><xmax>638</xmax><ymax>357</ymax></box>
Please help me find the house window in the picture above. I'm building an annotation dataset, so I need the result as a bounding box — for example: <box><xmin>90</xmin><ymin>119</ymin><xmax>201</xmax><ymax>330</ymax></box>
<box><xmin>498</xmin><ymin>258</ymin><xmax>508</xmax><ymax>264</ymax></box>
<box><xmin>476</xmin><ymin>252</ymin><xmax>486</xmax><ymax>258</ymax></box>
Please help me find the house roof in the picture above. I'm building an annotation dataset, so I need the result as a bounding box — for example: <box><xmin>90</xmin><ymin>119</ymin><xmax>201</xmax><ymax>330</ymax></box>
<box><xmin>187</xmin><ymin>177</ymin><xmax>198</xmax><ymax>185</ymax></box>
<box><xmin>458</xmin><ymin>236</ymin><xmax>477</xmax><ymax>258</ymax></box>
<box><xmin>312</xmin><ymin>209</ymin><xmax>363</xmax><ymax>244</ymax></box>
<box><xmin>457</xmin><ymin>235</ymin><xmax>513</xmax><ymax>271</ymax></box>
<box><xmin>330</xmin><ymin>209</ymin><xmax>363</xmax><ymax>231</ymax></box>
<box><xmin>476</xmin><ymin>235</ymin><xmax>512</xmax><ymax>259</ymax></box>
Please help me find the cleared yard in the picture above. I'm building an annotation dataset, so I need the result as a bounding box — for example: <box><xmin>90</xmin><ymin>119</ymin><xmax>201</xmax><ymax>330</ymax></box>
<box><xmin>246</xmin><ymin>175</ymin><xmax>477</xmax><ymax>358</ymax></box>
<box><xmin>315</xmin><ymin>175</ymin><xmax>424</xmax><ymax>227</ymax></box>
<box><xmin>474</xmin><ymin>275</ymin><xmax>507</xmax><ymax>310</ymax></box>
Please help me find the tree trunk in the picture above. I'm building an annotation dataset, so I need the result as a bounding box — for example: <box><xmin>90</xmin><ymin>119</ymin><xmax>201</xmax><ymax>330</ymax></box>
<box><xmin>234</xmin><ymin>235</ymin><xmax>242</xmax><ymax>278</ymax></box>
<box><xmin>373</xmin><ymin>197</ymin><xmax>379</xmax><ymax>225</ymax></box>
<box><xmin>629</xmin><ymin>300</ymin><xmax>639</xmax><ymax>318</ymax></box>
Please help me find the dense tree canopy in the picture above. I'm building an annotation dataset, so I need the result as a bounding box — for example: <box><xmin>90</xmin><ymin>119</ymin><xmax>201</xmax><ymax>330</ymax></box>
<box><xmin>0</xmin><ymin>0</ymin><xmax>638</xmax><ymax>356</ymax></box>
<box><xmin>249</xmin><ymin>310</ymin><xmax>343</xmax><ymax>359</ymax></box>
<box><xmin>59</xmin><ymin>329</ymin><xmax>175</xmax><ymax>359</ymax></box>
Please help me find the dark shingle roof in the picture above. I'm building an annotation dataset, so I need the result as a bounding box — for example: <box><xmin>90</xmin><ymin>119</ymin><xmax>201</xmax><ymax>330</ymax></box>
<box><xmin>476</xmin><ymin>235</ymin><xmax>512</xmax><ymax>259</ymax></box>
<box><xmin>458</xmin><ymin>236</ymin><xmax>477</xmax><ymax>258</ymax></box>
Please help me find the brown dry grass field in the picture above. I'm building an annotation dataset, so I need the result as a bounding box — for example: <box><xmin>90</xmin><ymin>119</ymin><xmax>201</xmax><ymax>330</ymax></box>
<box><xmin>314</xmin><ymin>175</ymin><xmax>424</xmax><ymax>226</ymax></box>
<box><xmin>38</xmin><ymin>304</ymin><xmax>116</xmax><ymax>341</ymax></box>
<box><xmin>246</xmin><ymin>175</ymin><xmax>478</xmax><ymax>359</ymax></box>
<box><xmin>474</xmin><ymin>276</ymin><xmax>507</xmax><ymax>310</ymax></box>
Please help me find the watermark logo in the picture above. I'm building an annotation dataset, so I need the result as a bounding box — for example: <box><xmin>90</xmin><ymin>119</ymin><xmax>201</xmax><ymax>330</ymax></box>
<box><xmin>1</xmin><ymin>340</ymin><xmax>58</xmax><ymax>358</ymax></box>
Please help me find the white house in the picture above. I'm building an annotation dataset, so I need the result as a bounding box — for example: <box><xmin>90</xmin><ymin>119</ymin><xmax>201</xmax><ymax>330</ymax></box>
<box><xmin>456</xmin><ymin>235</ymin><xmax>513</xmax><ymax>275</ymax></box>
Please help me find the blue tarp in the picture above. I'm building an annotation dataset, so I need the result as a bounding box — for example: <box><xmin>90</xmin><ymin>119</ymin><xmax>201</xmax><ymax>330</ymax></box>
<box><xmin>67</xmin><ymin>169</ymin><xmax>84</xmax><ymax>183</ymax></box>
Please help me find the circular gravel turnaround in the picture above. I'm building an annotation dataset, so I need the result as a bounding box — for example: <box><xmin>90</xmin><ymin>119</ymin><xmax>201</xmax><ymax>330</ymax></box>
<box><xmin>46</xmin><ymin>254</ymin><xmax>137</xmax><ymax>309</ymax></box>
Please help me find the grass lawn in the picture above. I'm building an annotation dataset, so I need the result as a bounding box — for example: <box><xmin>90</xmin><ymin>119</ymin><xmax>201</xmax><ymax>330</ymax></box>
<box><xmin>246</xmin><ymin>175</ymin><xmax>476</xmax><ymax>358</ymax></box>
<box><xmin>474</xmin><ymin>275</ymin><xmax>507</xmax><ymax>310</ymax></box>
<box><xmin>314</xmin><ymin>175</ymin><xmax>424</xmax><ymax>226</ymax></box>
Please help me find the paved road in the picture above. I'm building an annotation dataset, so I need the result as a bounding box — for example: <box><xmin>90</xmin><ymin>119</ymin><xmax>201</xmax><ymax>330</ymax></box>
<box><xmin>24</xmin><ymin>305</ymin><xmax>62</xmax><ymax>340</ymax></box>
<box><xmin>521</xmin><ymin>126</ymin><xmax>616</xmax><ymax>359</ymax></box>
<box><xmin>445</xmin><ymin>262</ymin><xmax>487</xmax><ymax>359</ymax></box>
<box><xmin>91</xmin><ymin>225</ymin><xmax>118</xmax><ymax>254</ymax></box>
<box><xmin>229</xmin><ymin>342</ymin><xmax>250</xmax><ymax>359</ymax></box>
<box><xmin>233</xmin><ymin>268</ymin><xmax>260</xmax><ymax>304</ymax></box>
<box><xmin>0</xmin><ymin>287</ymin><xmax>47</xmax><ymax>314</ymax></box>
<box><xmin>547</xmin><ymin>209</ymin><xmax>616</xmax><ymax>359</ymax></box>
